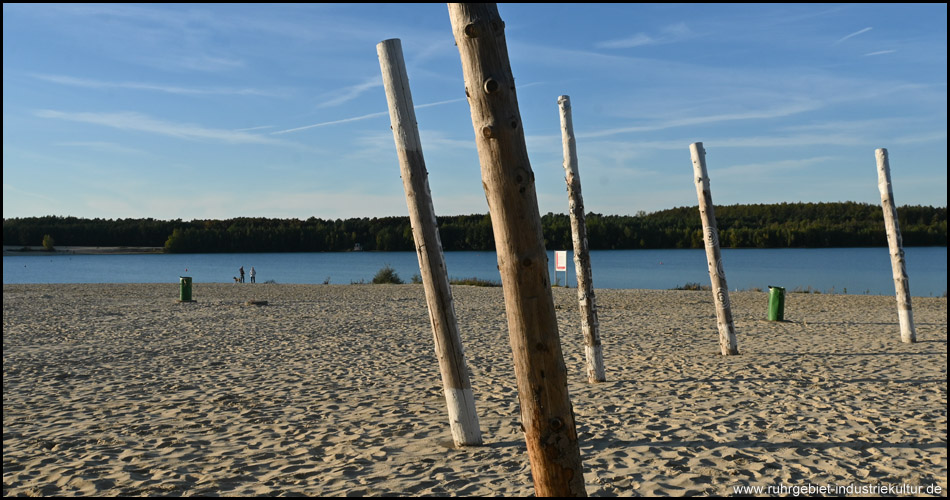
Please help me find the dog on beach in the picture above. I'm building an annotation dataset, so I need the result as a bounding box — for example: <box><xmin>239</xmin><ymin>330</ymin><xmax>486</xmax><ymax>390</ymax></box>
<box><xmin>233</xmin><ymin>277</ymin><xmax>240</xmax><ymax>283</ymax></box>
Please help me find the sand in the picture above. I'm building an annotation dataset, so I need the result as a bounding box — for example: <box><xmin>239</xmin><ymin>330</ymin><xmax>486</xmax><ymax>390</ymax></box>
<box><xmin>3</xmin><ymin>283</ymin><xmax>947</xmax><ymax>496</ymax></box>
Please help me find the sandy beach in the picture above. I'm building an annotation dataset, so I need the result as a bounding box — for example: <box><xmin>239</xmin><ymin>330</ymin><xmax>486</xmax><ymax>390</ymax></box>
<box><xmin>3</xmin><ymin>283</ymin><xmax>946</xmax><ymax>496</ymax></box>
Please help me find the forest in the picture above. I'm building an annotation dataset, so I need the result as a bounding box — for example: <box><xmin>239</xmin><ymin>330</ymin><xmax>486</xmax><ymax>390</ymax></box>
<box><xmin>3</xmin><ymin>202</ymin><xmax>946</xmax><ymax>254</ymax></box>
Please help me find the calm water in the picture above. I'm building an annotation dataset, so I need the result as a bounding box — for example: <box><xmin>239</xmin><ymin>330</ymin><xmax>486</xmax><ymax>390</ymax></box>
<box><xmin>3</xmin><ymin>248</ymin><xmax>947</xmax><ymax>297</ymax></box>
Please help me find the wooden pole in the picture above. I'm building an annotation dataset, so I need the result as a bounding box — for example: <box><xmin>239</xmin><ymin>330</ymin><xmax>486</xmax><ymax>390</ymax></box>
<box><xmin>558</xmin><ymin>95</ymin><xmax>606</xmax><ymax>383</ymax></box>
<box><xmin>448</xmin><ymin>4</ymin><xmax>587</xmax><ymax>496</ymax></box>
<box><xmin>689</xmin><ymin>143</ymin><xmax>739</xmax><ymax>355</ymax></box>
<box><xmin>377</xmin><ymin>38</ymin><xmax>483</xmax><ymax>446</ymax></box>
<box><xmin>875</xmin><ymin>148</ymin><xmax>917</xmax><ymax>343</ymax></box>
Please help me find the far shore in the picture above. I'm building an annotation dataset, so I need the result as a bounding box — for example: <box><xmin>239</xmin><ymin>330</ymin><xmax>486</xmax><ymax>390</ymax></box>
<box><xmin>2</xmin><ymin>245</ymin><xmax>164</xmax><ymax>256</ymax></box>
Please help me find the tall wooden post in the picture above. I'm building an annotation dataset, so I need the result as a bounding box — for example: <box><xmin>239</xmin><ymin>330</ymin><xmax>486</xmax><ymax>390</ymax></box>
<box><xmin>689</xmin><ymin>143</ymin><xmax>739</xmax><ymax>355</ymax></box>
<box><xmin>875</xmin><ymin>148</ymin><xmax>917</xmax><ymax>343</ymax></box>
<box><xmin>448</xmin><ymin>4</ymin><xmax>587</xmax><ymax>496</ymax></box>
<box><xmin>377</xmin><ymin>38</ymin><xmax>483</xmax><ymax>446</ymax></box>
<box><xmin>558</xmin><ymin>95</ymin><xmax>606</xmax><ymax>383</ymax></box>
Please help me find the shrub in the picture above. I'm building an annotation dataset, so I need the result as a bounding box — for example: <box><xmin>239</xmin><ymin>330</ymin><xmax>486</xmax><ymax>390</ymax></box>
<box><xmin>450</xmin><ymin>276</ymin><xmax>501</xmax><ymax>287</ymax></box>
<box><xmin>42</xmin><ymin>234</ymin><xmax>55</xmax><ymax>252</ymax></box>
<box><xmin>372</xmin><ymin>265</ymin><xmax>404</xmax><ymax>284</ymax></box>
<box><xmin>672</xmin><ymin>282</ymin><xmax>711</xmax><ymax>291</ymax></box>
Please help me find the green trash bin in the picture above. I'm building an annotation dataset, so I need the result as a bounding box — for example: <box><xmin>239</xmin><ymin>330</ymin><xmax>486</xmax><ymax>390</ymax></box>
<box><xmin>768</xmin><ymin>285</ymin><xmax>785</xmax><ymax>321</ymax></box>
<box><xmin>179</xmin><ymin>276</ymin><xmax>194</xmax><ymax>302</ymax></box>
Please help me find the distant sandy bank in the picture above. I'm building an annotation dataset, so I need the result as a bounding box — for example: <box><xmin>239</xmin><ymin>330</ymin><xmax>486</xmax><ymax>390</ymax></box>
<box><xmin>2</xmin><ymin>245</ymin><xmax>164</xmax><ymax>256</ymax></box>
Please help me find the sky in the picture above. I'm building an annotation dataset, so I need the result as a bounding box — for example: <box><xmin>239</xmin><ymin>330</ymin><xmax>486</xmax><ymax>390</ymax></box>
<box><xmin>3</xmin><ymin>3</ymin><xmax>946</xmax><ymax>221</ymax></box>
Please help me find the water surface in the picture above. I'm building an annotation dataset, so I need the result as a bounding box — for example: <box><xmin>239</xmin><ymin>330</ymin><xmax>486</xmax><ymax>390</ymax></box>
<box><xmin>4</xmin><ymin>247</ymin><xmax>945</xmax><ymax>297</ymax></box>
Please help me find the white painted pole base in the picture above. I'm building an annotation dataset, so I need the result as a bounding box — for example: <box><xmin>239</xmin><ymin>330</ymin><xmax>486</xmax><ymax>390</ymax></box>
<box><xmin>444</xmin><ymin>387</ymin><xmax>482</xmax><ymax>446</ymax></box>
<box><xmin>585</xmin><ymin>344</ymin><xmax>606</xmax><ymax>383</ymax></box>
<box><xmin>898</xmin><ymin>308</ymin><xmax>916</xmax><ymax>344</ymax></box>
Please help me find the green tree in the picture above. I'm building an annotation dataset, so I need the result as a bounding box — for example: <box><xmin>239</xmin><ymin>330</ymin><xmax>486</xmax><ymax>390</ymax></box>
<box><xmin>42</xmin><ymin>234</ymin><xmax>55</xmax><ymax>251</ymax></box>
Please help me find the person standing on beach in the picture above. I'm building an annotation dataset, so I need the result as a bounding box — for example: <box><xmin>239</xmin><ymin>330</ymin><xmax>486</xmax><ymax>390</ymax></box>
<box><xmin>239</xmin><ymin>266</ymin><xmax>245</xmax><ymax>283</ymax></box>
<box><xmin>250</xmin><ymin>266</ymin><xmax>256</xmax><ymax>283</ymax></box>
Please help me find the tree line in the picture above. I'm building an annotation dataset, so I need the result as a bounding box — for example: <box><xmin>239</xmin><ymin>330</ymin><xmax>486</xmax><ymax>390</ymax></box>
<box><xmin>3</xmin><ymin>202</ymin><xmax>945</xmax><ymax>254</ymax></box>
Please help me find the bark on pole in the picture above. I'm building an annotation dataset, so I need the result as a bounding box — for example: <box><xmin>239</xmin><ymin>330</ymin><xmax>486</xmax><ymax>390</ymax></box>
<box><xmin>689</xmin><ymin>143</ymin><xmax>739</xmax><ymax>356</ymax></box>
<box><xmin>377</xmin><ymin>38</ymin><xmax>483</xmax><ymax>446</ymax></box>
<box><xmin>558</xmin><ymin>95</ymin><xmax>606</xmax><ymax>384</ymax></box>
<box><xmin>448</xmin><ymin>4</ymin><xmax>587</xmax><ymax>496</ymax></box>
<box><xmin>875</xmin><ymin>148</ymin><xmax>917</xmax><ymax>343</ymax></box>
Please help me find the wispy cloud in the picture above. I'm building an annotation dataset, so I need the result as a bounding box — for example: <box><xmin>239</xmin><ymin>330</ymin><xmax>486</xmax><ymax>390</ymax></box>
<box><xmin>31</xmin><ymin>73</ymin><xmax>277</xmax><ymax>97</ymax></box>
<box><xmin>579</xmin><ymin>131</ymin><xmax>872</xmax><ymax>153</ymax></box>
<box><xmin>717</xmin><ymin>156</ymin><xmax>837</xmax><ymax>178</ymax></box>
<box><xmin>56</xmin><ymin>141</ymin><xmax>145</xmax><ymax>155</ymax></box>
<box><xmin>892</xmin><ymin>130</ymin><xmax>948</xmax><ymax>145</ymax></box>
<box><xmin>596</xmin><ymin>23</ymin><xmax>694</xmax><ymax>49</ymax></box>
<box><xmin>318</xmin><ymin>77</ymin><xmax>383</xmax><ymax>108</ymax></box>
<box><xmin>272</xmin><ymin>97</ymin><xmax>468</xmax><ymax>135</ymax></box>
<box><xmin>36</xmin><ymin>110</ymin><xmax>283</xmax><ymax>145</ymax></box>
<box><xmin>834</xmin><ymin>27</ymin><xmax>872</xmax><ymax>45</ymax></box>
<box><xmin>233</xmin><ymin>125</ymin><xmax>276</xmax><ymax>132</ymax></box>
<box><xmin>2</xmin><ymin>182</ymin><xmax>60</xmax><ymax>205</ymax></box>
<box><xmin>17</xmin><ymin>5</ymin><xmax>252</xmax><ymax>74</ymax></box>
<box><xmin>864</xmin><ymin>50</ymin><xmax>897</xmax><ymax>57</ymax></box>
<box><xmin>415</xmin><ymin>97</ymin><xmax>467</xmax><ymax>109</ymax></box>
<box><xmin>578</xmin><ymin>101</ymin><xmax>821</xmax><ymax>139</ymax></box>
<box><xmin>271</xmin><ymin>111</ymin><xmax>389</xmax><ymax>135</ymax></box>
<box><xmin>171</xmin><ymin>55</ymin><xmax>245</xmax><ymax>73</ymax></box>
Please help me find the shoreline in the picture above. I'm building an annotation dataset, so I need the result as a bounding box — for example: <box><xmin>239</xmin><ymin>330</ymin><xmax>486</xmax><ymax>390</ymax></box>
<box><xmin>3</xmin><ymin>245</ymin><xmax>164</xmax><ymax>256</ymax></box>
<box><xmin>3</xmin><ymin>283</ymin><xmax>946</xmax><ymax>496</ymax></box>
<box><xmin>4</xmin><ymin>247</ymin><xmax>946</xmax><ymax>298</ymax></box>
<box><xmin>5</xmin><ymin>245</ymin><xmax>947</xmax><ymax>255</ymax></box>
<box><xmin>0</xmin><ymin>281</ymin><xmax>944</xmax><ymax>299</ymax></box>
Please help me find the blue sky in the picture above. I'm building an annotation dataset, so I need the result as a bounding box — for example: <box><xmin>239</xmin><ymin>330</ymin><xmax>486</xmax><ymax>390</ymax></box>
<box><xmin>3</xmin><ymin>3</ymin><xmax>946</xmax><ymax>221</ymax></box>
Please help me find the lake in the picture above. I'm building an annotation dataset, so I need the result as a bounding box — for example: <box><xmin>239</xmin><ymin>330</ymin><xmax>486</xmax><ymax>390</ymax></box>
<box><xmin>3</xmin><ymin>247</ymin><xmax>946</xmax><ymax>297</ymax></box>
